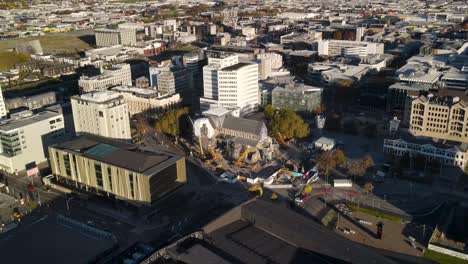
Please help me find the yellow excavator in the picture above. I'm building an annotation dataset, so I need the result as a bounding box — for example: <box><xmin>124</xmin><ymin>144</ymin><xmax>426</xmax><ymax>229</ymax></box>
<box><xmin>248</xmin><ymin>184</ymin><xmax>263</xmax><ymax>196</ymax></box>
<box><xmin>209</xmin><ymin>145</ymin><xmax>217</xmax><ymax>160</ymax></box>
<box><xmin>235</xmin><ymin>147</ymin><xmax>250</xmax><ymax>166</ymax></box>
<box><xmin>270</xmin><ymin>193</ymin><xmax>278</xmax><ymax>200</ymax></box>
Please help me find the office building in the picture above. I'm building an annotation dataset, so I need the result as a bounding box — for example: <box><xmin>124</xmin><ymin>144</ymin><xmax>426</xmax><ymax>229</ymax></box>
<box><xmin>49</xmin><ymin>135</ymin><xmax>186</xmax><ymax>205</ymax></box>
<box><xmin>201</xmin><ymin>53</ymin><xmax>259</xmax><ymax>115</ymax></box>
<box><xmin>71</xmin><ymin>91</ymin><xmax>131</xmax><ymax>141</ymax></box>
<box><xmin>272</xmin><ymin>84</ymin><xmax>322</xmax><ymax>114</ymax></box>
<box><xmin>157</xmin><ymin>65</ymin><xmax>193</xmax><ymax>96</ymax></box>
<box><xmin>79</xmin><ymin>64</ymin><xmax>132</xmax><ymax>92</ymax></box>
<box><xmin>383</xmin><ymin>137</ymin><xmax>468</xmax><ymax>168</ymax></box>
<box><xmin>95</xmin><ymin>28</ymin><xmax>137</xmax><ymax>47</ymax></box>
<box><xmin>409</xmin><ymin>94</ymin><xmax>468</xmax><ymax>143</ymax></box>
<box><xmin>0</xmin><ymin>109</ymin><xmax>64</xmax><ymax>173</ymax></box>
<box><xmin>111</xmin><ymin>86</ymin><xmax>181</xmax><ymax>116</ymax></box>
<box><xmin>318</xmin><ymin>40</ymin><xmax>384</xmax><ymax>56</ymax></box>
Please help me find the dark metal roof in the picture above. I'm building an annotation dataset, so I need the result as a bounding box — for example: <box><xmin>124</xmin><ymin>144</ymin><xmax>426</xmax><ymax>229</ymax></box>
<box><xmin>53</xmin><ymin>135</ymin><xmax>181</xmax><ymax>175</ymax></box>
<box><xmin>221</xmin><ymin>116</ymin><xmax>264</xmax><ymax>136</ymax></box>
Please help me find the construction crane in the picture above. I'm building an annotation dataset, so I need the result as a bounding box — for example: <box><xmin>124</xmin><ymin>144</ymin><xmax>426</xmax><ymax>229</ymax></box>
<box><xmin>235</xmin><ymin>147</ymin><xmax>250</xmax><ymax>166</ymax></box>
<box><xmin>198</xmin><ymin>137</ymin><xmax>205</xmax><ymax>159</ymax></box>
<box><xmin>248</xmin><ymin>184</ymin><xmax>263</xmax><ymax>196</ymax></box>
<box><xmin>277</xmin><ymin>132</ymin><xmax>287</xmax><ymax>146</ymax></box>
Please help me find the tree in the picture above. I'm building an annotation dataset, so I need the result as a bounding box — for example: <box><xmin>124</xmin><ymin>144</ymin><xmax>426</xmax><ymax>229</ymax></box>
<box><xmin>264</xmin><ymin>105</ymin><xmax>309</xmax><ymax>140</ymax></box>
<box><xmin>334</xmin><ymin>149</ymin><xmax>346</xmax><ymax>166</ymax></box>
<box><xmin>316</xmin><ymin>151</ymin><xmax>337</xmax><ymax>176</ymax></box>
<box><xmin>264</xmin><ymin>104</ymin><xmax>276</xmax><ymax>120</ymax></box>
<box><xmin>347</xmin><ymin>156</ymin><xmax>374</xmax><ymax>179</ymax></box>
<box><xmin>364</xmin><ymin>182</ymin><xmax>374</xmax><ymax>194</ymax></box>
<box><xmin>464</xmin><ymin>164</ymin><xmax>468</xmax><ymax>175</ymax></box>
<box><xmin>155</xmin><ymin>107</ymin><xmax>190</xmax><ymax>137</ymax></box>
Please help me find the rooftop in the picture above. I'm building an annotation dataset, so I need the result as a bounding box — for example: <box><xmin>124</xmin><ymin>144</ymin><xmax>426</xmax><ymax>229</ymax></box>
<box><xmin>52</xmin><ymin>135</ymin><xmax>183</xmax><ymax>175</ymax></box>
<box><xmin>0</xmin><ymin>110</ymin><xmax>61</xmax><ymax>131</ymax></box>
<box><xmin>155</xmin><ymin>199</ymin><xmax>398</xmax><ymax>264</ymax></box>
<box><xmin>221</xmin><ymin>62</ymin><xmax>254</xmax><ymax>71</ymax></box>
<box><xmin>75</xmin><ymin>91</ymin><xmax>122</xmax><ymax>103</ymax></box>
<box><xmin>222</xmin><ymin>116</ymin><xmax>264</xmax><ymax>136</ymax></box>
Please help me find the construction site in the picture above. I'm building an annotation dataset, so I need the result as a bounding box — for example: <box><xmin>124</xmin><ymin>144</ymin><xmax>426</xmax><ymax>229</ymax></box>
<box><xmin>187</xmin><ymin>106</ymin><xmax>316</xmax><ymax>203</ymax></box>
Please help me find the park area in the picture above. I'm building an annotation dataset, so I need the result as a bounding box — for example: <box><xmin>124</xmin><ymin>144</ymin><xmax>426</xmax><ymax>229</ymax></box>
<box><xmin>0</xmin><ymin>30</ymin><xmax>94</xmax><ymax>71</ymax></box>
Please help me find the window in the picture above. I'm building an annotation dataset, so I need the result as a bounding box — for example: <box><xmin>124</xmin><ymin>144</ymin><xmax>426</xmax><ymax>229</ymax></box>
<box><xmin>107</xmin><ymin>166</ymin><xmax>112</xmax><ymax>191</ymax></box>
<box><xmin>98</xmin><ymin>111</ymin><xmax>104</xmax><ymax>117</ymax></box>
<box><xmin>129</xmin><ymin>172</ymin><xmax>135</xmax><ymax>197</ymax></box>
<box><xmin>64</xmin><ymin>154</ymin><xmax>71</xmax><ymax>176</ymax></box>
<box><xmin>95</xmin><ymin>162</ymin><xmax>103</xmax><ymax>188</ymax></box>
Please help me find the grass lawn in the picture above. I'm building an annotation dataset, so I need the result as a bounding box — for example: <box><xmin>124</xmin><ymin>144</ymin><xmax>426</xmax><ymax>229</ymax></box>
<box><xmin>347</xmin><ymin>204</ymin><xmax>401</xmax><ymax>222</ymax></box>
<box><xmin>0</xmin><ymin>30</ymin><xmax>93</xmax><ymax>54</ymax></box>
<box><xmin>424</xmin><ymin>249</ymin><xmax>468</xmax><ymax>264</ymax></box>
<box><xmin>175</xmin><ymin>44</ymin><xmax>201</xmax><ymax>52</ymax></box>
<box><xmin>0</xmin><ymin>51</ymin><xmax>30</xmax><ymax>71</ymax></box>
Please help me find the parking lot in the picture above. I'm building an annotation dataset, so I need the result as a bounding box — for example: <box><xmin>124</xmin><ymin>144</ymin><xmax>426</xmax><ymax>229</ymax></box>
<box><xmin>335</xmin><ymin>210</ymin><xmax>423</xmax><ymax>256</ymax></box>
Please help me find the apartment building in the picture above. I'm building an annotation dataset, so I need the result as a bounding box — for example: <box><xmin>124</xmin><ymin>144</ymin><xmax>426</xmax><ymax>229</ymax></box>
<box><xmin>5</xmin><ymin>91</ymin><xmax>56</xmax><ymax>112</ymax></box>
<box><xmin>71</xmin><ymin>91</ymin><xmax>131</xmax><ymax>141</ymax></box>
<box><xmin>79</xmin><ymin>64</ymin><xmax>132</xmax><ymax>92</ymax></box>
<box><xmin>0</xmin><ymin>109</ymin><xmax>64</xmax><ymax>173</ymax></box>
<box><xmin>95</xmin><ymin>28</ymin><xmax>137</xmax><ymax>47</ymax></box>
<box><xmin>200</xmin><ymin>53</ymin><xmax>259</xmax><ymax>115</ymax></box>
<box><xmin>318</xmin><ymin>40</ymin><xmax>384</xmax><ymax>56</ymax></box>
<box><xmin>111</xmin><ymin>86</ymin><xmax>181</xmax><ymax>116</ymax></box>
<box><xmin>409</xmin><ymin>95</ymin><xmax>468</xmax><ymax>143</ymax></box>
<box><xmin>49</xmin><ymin>135</ymin><xmax>186</xmax><ymax>205</ymax></box>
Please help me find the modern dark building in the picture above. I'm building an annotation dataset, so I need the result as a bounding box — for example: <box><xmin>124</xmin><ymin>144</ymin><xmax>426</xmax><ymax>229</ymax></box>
<box><xmin>49</xmin><ymin>135</ymin><xmax>186</xmax><ymax>205</ymax></box>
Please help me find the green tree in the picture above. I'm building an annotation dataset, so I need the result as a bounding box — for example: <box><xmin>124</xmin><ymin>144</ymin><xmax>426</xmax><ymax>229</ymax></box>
<box><xmin>316</xmin><ymin>151</ymin><xmax>336</xmax><ymax>176</ymax></box>
<box><xmin>155</xmin><ymin>107</ymin><xmax>190</xmax><ymax>137</ymax></box>
<box><xmin>264</xmin><ymin>104</ymin><xmax>275</xmax><ymax>120</ymax></box>
<box><xmin>334</xmin><ymin>149</ymin><xmax>346</xmax><ymax>166</ymax></box>
<box><xmin>264</xmin><ymin>106</ymin><xmax>309</xmax><ymax>140</ymax></box>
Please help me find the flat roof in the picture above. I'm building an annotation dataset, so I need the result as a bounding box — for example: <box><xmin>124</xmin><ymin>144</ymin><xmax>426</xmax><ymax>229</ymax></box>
<box><xmin>52</xmin><ymin>135</ymin><xmax>183</xmax><ymax>175</ymax></box>
<box><xmin>221</xmin><ymin>62</ymin><xmax>253</xmax><ymax>71</ymax></box>
<box><xmin>0</xmin><ymin>110</ymin><xmax>61</xmax><ymax>132</ymax></box>
<box><xmin>75</xmin><ymin>91</ymin><xmax>122</xmax><ymax>103</ymax></box>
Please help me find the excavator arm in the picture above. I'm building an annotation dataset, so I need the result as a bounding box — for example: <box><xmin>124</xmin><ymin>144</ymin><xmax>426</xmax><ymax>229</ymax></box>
<box><xmin>235</xmin><ymin>147</ymin><xmax>250</xmax><ymax>165</ymax></box>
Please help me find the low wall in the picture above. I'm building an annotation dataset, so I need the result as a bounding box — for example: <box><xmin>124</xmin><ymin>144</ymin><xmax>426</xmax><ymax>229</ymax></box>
<box><xmin>428</xmin><ymin>244</ymin><xmax>468</xmax><ymax>260</ymax></box>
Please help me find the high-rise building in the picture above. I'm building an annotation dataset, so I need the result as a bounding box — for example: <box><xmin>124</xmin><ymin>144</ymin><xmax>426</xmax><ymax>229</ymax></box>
<box><xmin>49</xmin><ymin>135</ymin><xmax>186</xmax><ymax>205</ymax></box>
<box><xmin>318</xmin><ymin>40</ymin><xmax>384</xmax><ymax>56</ymax></box>
<box><xmin>95</xmin><ymin>28</ymin><xmax>137</xmax><ymax>47</ymax></box>
<box><xmin>79</xmin><ymin>64</ymin><xmax>132</xmax><ymax>92</ymax></box>
<box><xmin>200</xmin><ymin>53</ymin><xmax>259</xmax><ymax>115</ymax></box>
<box><xmin>0</xmin><ymin>109</ymin><xmax>64</xmax><ymax>173</ymax></box>
<box><xmin>149</xmin><ymin>67</ymin><xmax>160</xmax><ymax>88</ymax></box>
<box><xmin>157</xmin><ymin>66</ymin><xmax>193</xmax><ymax>96</ymax></box>
<box><xmin>71</xmin><ymin>91</ymin><xmax>131</xmax><ymax>141</ymax></box>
